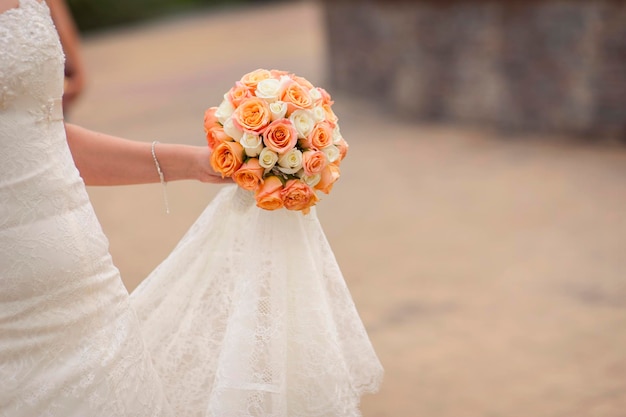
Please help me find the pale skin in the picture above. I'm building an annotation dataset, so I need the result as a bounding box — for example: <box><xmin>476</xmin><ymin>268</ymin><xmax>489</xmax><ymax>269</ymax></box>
<box><xmin>1</xmin><ymin>0</ymin><xmax>228</xmax><ymax>186</ymax></box>
<box><xmin>65</xmin><ymin>124</ymin><xmax>228</xmax><ymax>185</ymax></box>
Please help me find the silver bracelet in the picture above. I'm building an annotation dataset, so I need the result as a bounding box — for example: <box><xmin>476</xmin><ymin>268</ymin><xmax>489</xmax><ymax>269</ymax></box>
<box><xmin>151</xmin><ymin>141</ymin><xmax>170</xmax><ymax>214</ymax></box>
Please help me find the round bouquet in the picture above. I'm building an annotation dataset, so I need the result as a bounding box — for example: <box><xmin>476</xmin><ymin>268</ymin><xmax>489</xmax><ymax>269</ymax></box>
<box><xmin>204</xmin><ymin>69</ymin><xmax>348</xmax><ymax>214</ymax></box>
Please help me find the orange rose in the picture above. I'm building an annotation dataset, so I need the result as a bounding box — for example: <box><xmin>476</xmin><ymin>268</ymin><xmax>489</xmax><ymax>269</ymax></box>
<box><xmin>255</xmin><ymin>175</ymin><xmax>284</xmax><ymax>211</ymax></box>
<box><xmin>336</xmin><ymin>137</ymin><xmax>349</xmax><ymax>161</ymax></box>
<box><xmin>308</xmin><ymin>121</ymin><xmax>333</xmax><ymax>149</ymax></box>
<box><xmin>280</xmin><ymin>79</ymin><xmax>313</xmax><ymax>113</ymax></box>
<box><xmin>263</xmin><ymin>119</ymin><xmax>298</xmax><ymax>154</ymax></box>
<box><xmin>204</xmin><ymin>107</ymin><xmax>219</xmax><ymax>131</ymax></box>
<box><xmin>270</xmin><ymin>69</ymin><xmax>290</xmax><ymax>78</ymax></box>
<box><xmin>291</xmin><ymin>74</ymin><xmax>314</xmax><ymax>90</ymax></box>
<box><xmin>281</xmin><ymin>179</ymin><xmax>319</xmax><ymax>214</ymax></box>
<box><xmin>302</xmin><ymin>150</ymin><xmax>326</xmax><ymax>176</ymax></box>
<box><xmin>210</xmin><ymin>141</ymin><xmax>244</xmax><ymax>178</ymax></box>
<box><xmin>318</xmin><ymin>88</ymin><xmax>334</xmax><ymax>106</ymax></box>
<box><xmin>322</xmin><ymin>103</ymin><xmax>338</xmax><ymax>124</ymax></box>
<box><xmin>206</xmin><ymin>124</ymin><xmax>231</xmax><ymax>150</ymax></box>
<box><xmin>226</xmin><ymin>82</ymin><xmax>253</xmax><ymax>107</ymax></box>
<box><xmin>232</xmin><ymin>97</ymin><xmax>272</xmax><ymax>133</ymax></box>
<box><xmin>314</xmin><ymin>164</ymin><xmax>340</xmax><ymax>194</ymax></box>
<box><xmin>232</xmin><ymin>158</ymin><xmax>265</xmax><ymax>191</ymax></box>
<box><xmin>240</xmin><ymin>69</ymin><xmax>272</xmax><ymax>90</ymax></box>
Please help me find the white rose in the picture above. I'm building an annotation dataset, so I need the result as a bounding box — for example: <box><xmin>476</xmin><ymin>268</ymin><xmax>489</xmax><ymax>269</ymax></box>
<box><xmin>215</xmin><ymin>98</ymin><xmax>234</xmax><ymax>125</ymax></box>
<box><xmin>309</xmin><ymin>87</ymin><xmax>322</xmax><ymax>103</ymax></box>
<box><xmin>301</xmin><ymin>172</ymin><xmax>321</xmax><ymax>187</ymax></box>
<box><xmin>311</xmin><ymin>105</ymin><xmax>326</xmax><ymax>123</ymax></box>
<box><xmin>278</xmin><ymin>75</ymin><xmax>292</xmax><ymax>90</ymax></box>
<box><xmin>323</xmin><ymin>145</ymin><xmax>340</xmax><ymax>163</ymax></box>
<box><xmin>269</xmin><ymin>101</ymin><xmax>288</xmax><ymax>121</ymax></box>
<box><xmin>332</xmin><ymin>124</ymin><xmax>342</xmax><ymax>144</ymax></box>
<box><xmin>240</xmin><ymin>132</ymin><xmax>263</xmax><ymax>157</ymax></box>
<box><xmin>289</xmin><ymin>109</ymin><xmax>315</xmax><ymax>139</ymax></box>
<box><xmin>259</xmin><ymin>147</ymin><xmax>279</xmax><ymax>170</ymax></box>
<box><xmin>255</xmin><ymin>78</ymin><xmax>281</xmax><ymax>102</ymax></box>
<box><xmin>223</xmin><ymin>117</ymin><xmax>244</xmax><ymax>141</ymax></box>
<box><xmin>277</xmin><ymin>148</ymin><xmax>303</xmax><ymax>174</ymax></box>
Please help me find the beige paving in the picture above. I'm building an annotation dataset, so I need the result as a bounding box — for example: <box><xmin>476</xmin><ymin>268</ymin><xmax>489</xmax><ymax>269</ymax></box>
<box><xmin>70</xmin><ymin>2</ymin><xmax>626</xmax><ymax>416</ymax></box>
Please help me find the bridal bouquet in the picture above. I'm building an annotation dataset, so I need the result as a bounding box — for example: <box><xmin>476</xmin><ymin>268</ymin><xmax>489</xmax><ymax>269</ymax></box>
<box><xmin>204</xmin><ymin>69</ymin><xmax>349</xmax><ymax>214</ymax></box>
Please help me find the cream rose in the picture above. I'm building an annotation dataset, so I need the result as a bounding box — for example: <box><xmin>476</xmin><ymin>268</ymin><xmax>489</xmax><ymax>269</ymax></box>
<box><xmin>311</xmin><ymin>105</ymin><xmax>326</xmax><ymax>123</ymax></box>
<box><xmin>255</xmin><ymin>78</ymin><xmax>281</xmax><ymax>102</ymax></box>
<box><xmin>240</xmin><ymin>132</ymin><xmax>263</xmax><ymax>157</ymax></box>
<box><xmin>223</xmin><ymin>117</ymin><xmax>244</xmax><ymax>141</ymax></box>
<box><xmin>332</xmin><ymin>124</ymin><xmax>342</xmax><ymax>144</ymax></box>
<box><xmin>215</xmin><ymin>99</ymin><xmax>234</xmax><ymax>125</ymax></box>
<box><xmin>269</xmin><ymin>101</ymin><xmax>288</xmax><ymax>121</ymax></box>
<box><xmin>288</xmin><ymin>109</ymin><xmax>315</xmax><ymax>139</ymax></box>
<box><xmin>258</xmin><ymin>147</ymin><xmax>279</xmax><ymax>170</ymax></box>
<box><xmin>322</xmin><ymin>144</ymin><xmax>340</xmax><ymax>163</ymax></box>
<box><xmin>309</xmin><ymin>87</ymin><xmax>323</xmax><ymax>105</ymax></box>
<box><xmin>277</xmin><ymin>148</ymin><xmax>303</xmax><ymax>174</ymax></box>
<box><xmin>300</xmin><ymin>172</ymin><xmax>321</xmax><ymax>188</ymax></box>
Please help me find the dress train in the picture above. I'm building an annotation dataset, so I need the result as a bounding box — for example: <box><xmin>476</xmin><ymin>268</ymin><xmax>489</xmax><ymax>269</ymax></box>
<box><xmin>131</xmin><ymin>185</ymin><xmax>383</xmax><ymax>417</ymax></box>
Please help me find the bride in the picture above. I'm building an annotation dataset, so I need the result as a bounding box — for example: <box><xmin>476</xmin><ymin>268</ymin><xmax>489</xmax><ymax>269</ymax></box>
<box><xmin>1</xmin><ymin>1</ymin><xmax>226</xmax><ymax>415</ymax></box>
<box><xmin>0</xmin><ymin>1</ymin><xmax>382</xmax><ymax>416</ymax></box>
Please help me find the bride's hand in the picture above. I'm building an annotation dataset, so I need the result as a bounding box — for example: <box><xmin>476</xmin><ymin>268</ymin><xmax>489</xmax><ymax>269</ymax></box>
<box><xmin>194</xmin><ymin>146</ymin><xmax>233</xmax><ymax>184</ymax></box>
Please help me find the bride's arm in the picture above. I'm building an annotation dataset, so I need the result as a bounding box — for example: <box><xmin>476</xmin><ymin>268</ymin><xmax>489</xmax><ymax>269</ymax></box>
<box><xmin>65</xmin><ymin>123</ymin><xmax>227</xmax><ymax>186</ymax></box>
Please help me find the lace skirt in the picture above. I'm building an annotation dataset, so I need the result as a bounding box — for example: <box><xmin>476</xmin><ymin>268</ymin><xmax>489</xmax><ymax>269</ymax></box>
<box><xmin>130</xmin><ymin>185</ymin><xmax>383</xmax><ymax>417</ymax></box>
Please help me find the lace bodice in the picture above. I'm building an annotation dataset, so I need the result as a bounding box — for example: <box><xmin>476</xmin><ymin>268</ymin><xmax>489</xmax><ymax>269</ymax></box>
<box><xmin>0</xmin><ymin>0</ymin><xmax>68</xmax><ymax>229</ymax></box>
<box><xmin>0</xmin><ymin>0</ymin><xmax>64</xmax><ymax>116</ymax></box>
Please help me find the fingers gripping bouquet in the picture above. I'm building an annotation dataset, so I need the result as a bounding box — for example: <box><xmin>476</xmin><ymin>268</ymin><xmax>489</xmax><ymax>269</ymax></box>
<box><xmin>204</xmin><ymin>69</ymin><xmax>349</xmax><ymax>214</ymax></box>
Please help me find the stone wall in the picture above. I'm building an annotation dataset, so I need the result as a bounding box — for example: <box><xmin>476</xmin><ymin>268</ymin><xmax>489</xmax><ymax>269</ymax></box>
<box><xmin>323</xmin><ymin>0</ymin><xmax>626</xmax><ymax>139</ymax></box>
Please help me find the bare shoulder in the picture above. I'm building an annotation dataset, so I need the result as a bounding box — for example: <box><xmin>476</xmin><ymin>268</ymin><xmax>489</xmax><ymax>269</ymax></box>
<box><xmin>0</xmin><ymin>0</ymin><xmax>20</xmax><ymax>15</ymax></box>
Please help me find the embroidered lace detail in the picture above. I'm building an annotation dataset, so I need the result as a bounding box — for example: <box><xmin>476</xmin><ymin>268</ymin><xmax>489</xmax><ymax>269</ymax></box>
<box><xmin>0</xmin><ymin>2</ymin><xmax>172</xmax><ymax>416</ymax></box>
<box><xmin>0</xmin><ymin>0</ymin><xmax>64</xmax><ymax>114</ymax></box>
<box><xmin>131</xmin><ymin>185</ymin><xmax>383</xmax><ymax>417</ymax></box>
<box><xmin>32</xmin><ymin>98</ymin><xmax>64</xmax><ymax>123</ymax></box>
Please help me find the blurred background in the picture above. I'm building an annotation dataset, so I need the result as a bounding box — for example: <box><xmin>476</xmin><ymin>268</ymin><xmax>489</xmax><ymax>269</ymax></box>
<box><xmin>65</xmin><ymin>0</ymin><xmax>626</xmax><ymax>416</ymax></box>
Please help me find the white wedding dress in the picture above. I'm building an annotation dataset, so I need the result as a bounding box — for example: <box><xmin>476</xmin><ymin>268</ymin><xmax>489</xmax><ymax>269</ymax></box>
<box><xmin>130</xmin><ymin>186</ymin><xmax>383</xmax><ymax>417</ymax></box>
<box><xmin>0</xmin><ymin>1</ymin><xmax>382</xmax><ymax>416</ymax></box>
<box><xmin>0</xmin><ymin>1</ymin><xmax>172</xmax><ymax>416</ymax></box>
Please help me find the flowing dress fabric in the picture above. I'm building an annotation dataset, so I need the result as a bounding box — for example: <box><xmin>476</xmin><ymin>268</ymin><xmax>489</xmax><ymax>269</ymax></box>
<box><xmin>0</xmin><ymin>1</ymin><xmax>172</xmax><ymax>416</ymax></box>
<box><xmin>131</xmin><ymin>185</ymin><xmax>383</xmax><ymax>417</ymax></box>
